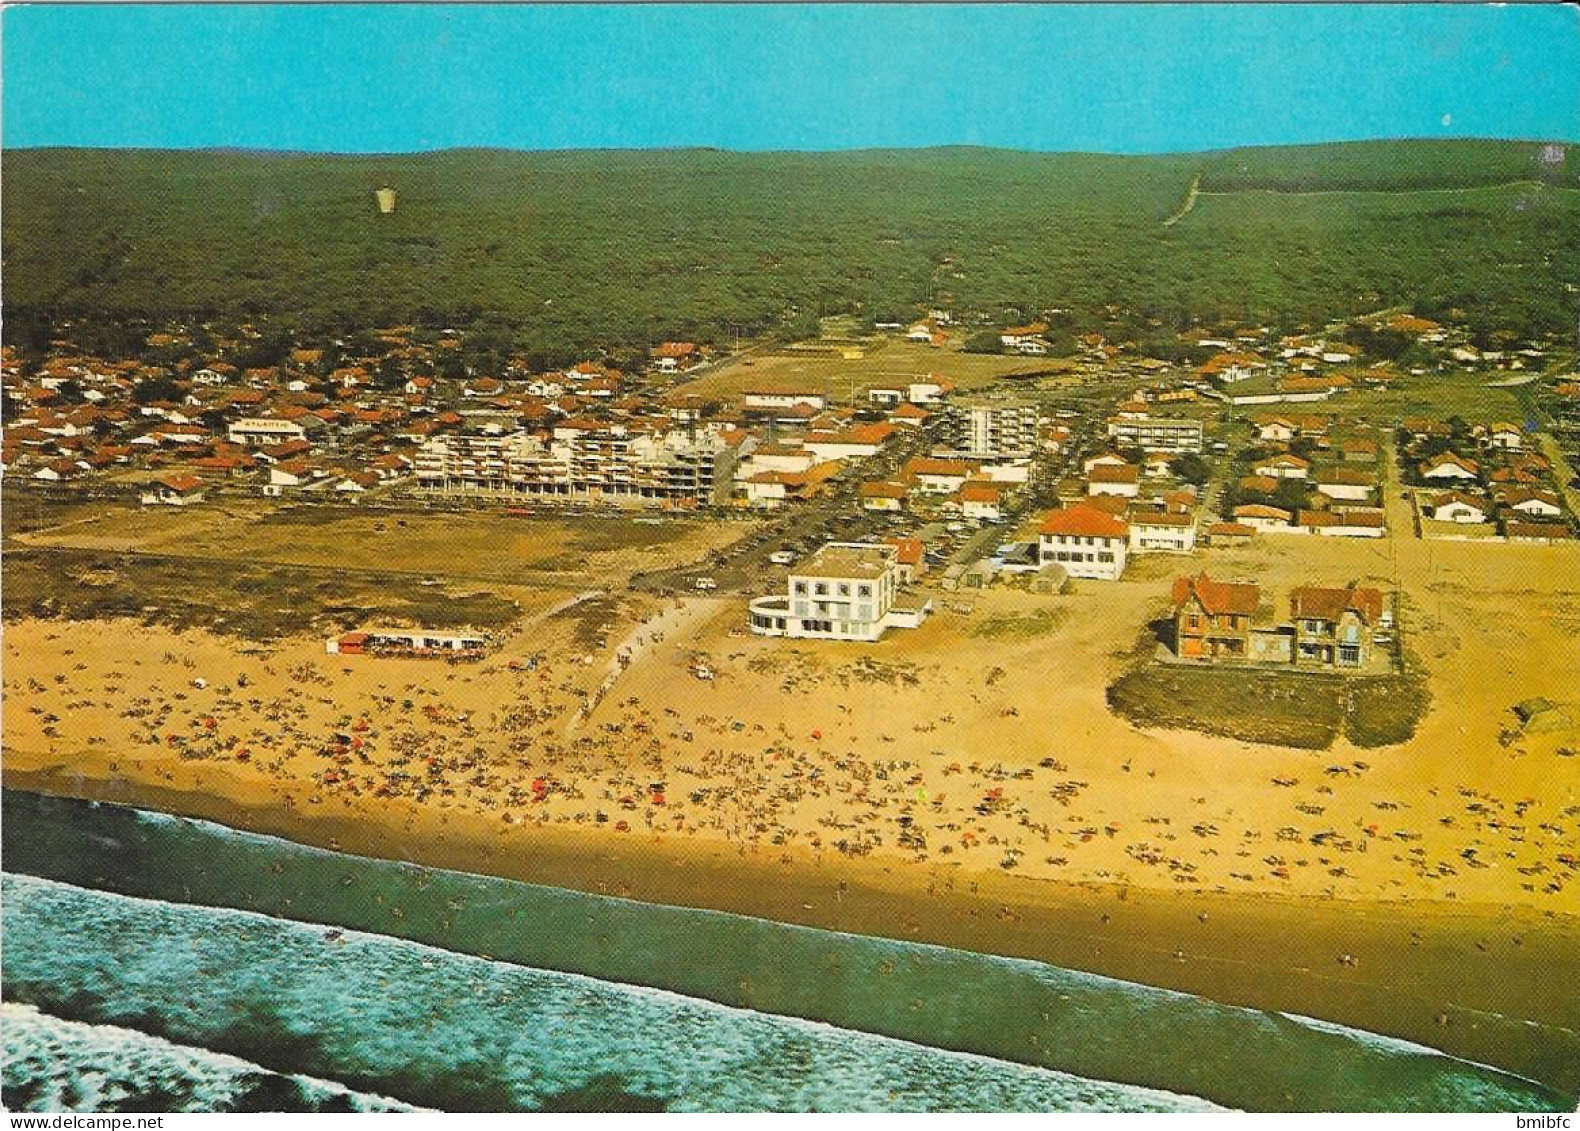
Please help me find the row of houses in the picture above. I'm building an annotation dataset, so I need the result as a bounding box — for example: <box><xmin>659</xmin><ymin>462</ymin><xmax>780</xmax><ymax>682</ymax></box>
<box><xmin>1401</xmin><ymin>423</ymin><xmax>1573</xmax><ymax>541</ymax></box>
<box><xmin>1171</xmin><ymin>572</ymin><xmax>1392</xmax><ymax>670</ymax></box>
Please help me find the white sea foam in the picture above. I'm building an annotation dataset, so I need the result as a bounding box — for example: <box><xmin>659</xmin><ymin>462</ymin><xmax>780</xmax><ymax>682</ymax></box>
<box><xmin>1276</xmin><ymin>1010</ymin><xmax>1555</xmax><ymax>1092</ymax></box>
<box><xmin>129</xmin><ymin>803</ymin><xmax>1192</xmax><ymax>1003</ymax></box>
<box><xmin>1</xmin><ymin>1003</ymin><xmax>422</xmax><ymax>1112</ymax></box>
<box><xmin>3</xmin><ymin>874</ymin><xmax>1225</xmax><ymax>1113</ymax></box>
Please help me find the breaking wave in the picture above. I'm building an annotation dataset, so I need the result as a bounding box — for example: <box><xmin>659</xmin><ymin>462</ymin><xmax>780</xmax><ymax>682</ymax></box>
<box><xmin>3</xmin><ymin>875</ymin><xmax>1220</xmax><ymax>1113</ymax></box>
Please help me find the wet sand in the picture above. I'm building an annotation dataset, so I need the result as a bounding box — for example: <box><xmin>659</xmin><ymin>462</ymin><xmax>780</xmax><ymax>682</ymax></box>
<box><xmin>6</xmin><ymin>763</ymin><xmax>1578</xmax><ymax>1097</ymax></box>
<box><xmin>6</xmin><ymin>521</ymin><xmax>1579</xmax><ymax>1093</ymax></box>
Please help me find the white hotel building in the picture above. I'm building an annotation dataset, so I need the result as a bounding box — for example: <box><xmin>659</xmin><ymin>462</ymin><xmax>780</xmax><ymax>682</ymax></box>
<box><xmin>749</xmin><ymin>542</ymin><xmax>931</xmax><ymax>641</ymax></box>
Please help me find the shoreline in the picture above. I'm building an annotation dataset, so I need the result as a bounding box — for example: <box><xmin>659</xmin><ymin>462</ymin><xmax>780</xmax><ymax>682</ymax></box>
<box><xmin>7</xmin><ymin>765</ymin><xmax>1578</xmax><ymax>1097</ymax></box>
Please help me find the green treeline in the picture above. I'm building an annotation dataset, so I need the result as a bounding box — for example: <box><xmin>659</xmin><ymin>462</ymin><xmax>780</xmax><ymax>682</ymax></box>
<box><xmin>3</xmin><ymin>141</ymin><xmax>1575</xmax><ymax>359</ymax></box>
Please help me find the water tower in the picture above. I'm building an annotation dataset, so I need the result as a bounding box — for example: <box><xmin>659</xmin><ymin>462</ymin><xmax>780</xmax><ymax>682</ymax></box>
<box><xmin>374</xmin><ymin>187</ymin><xmax>398</xmax><ymax>215</ymax></box>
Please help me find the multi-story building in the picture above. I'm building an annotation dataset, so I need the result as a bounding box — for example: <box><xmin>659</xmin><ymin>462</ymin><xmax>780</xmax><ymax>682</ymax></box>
<box><xmin>1038</xmin><ymin>506</ymin><xmax>1129</xmax><ymax>580</ymax></box>
<box><xmin>1129</xmin><ymin>510</ymin><xmax>1197</xmax><ymax>554</ymax></box>
<box><xmin>939</xmin><ymin>398</ymin><xmax>1041</xmax><ymax>459</ymax></box>
<box><xmin>1172</xmin><ymin>573</ymin><xmax>1259</xmax><ymax>660</ymax></box>
<box><xmin>1106</xmin><ymin>414</ymin><xmax>1204</xmax><ymax>454</ymax></box>
<box><xmin>742</xmin><ymin>388</ymin><xmax>828</xmax><ymax>412</ymax></box>
<box><xmin>748</xmin><ymin>542</ymin><xmax>931</xmax><ymax>641</ymax></box>
<box><xmin>228</xmin><ymin>417</ymin><xmax>311</xmax><ymax>446</ymax></box>
<box><xmin>1170</xmin><ymin>574</ymin><xmax>1390</xmax><ymax>670</ymax></box>
<box><xmin>415</xmin><ymin>423</ymin><xmax>736</xmax><ymax>507</ymax></box>
<box><xmin>1290</xmin><ymin>584</ymin><xmax>1386</xmax><ymax>668</ymax></box>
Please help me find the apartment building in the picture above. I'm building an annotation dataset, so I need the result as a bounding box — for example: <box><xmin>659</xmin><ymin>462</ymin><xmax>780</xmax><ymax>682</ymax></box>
<box><xmin>938</xmin><ymin>398</ymin><xmax>1041</xmax><ymax>459</ymax></box>
<box><xmin>415</xmin><ymin>423</ymin><xmax>736</xmax><ymax>507</ymax></box>
<box><xmin>1105</xmin><ymin>414</ymin><xmax>1204</xmax><ymax>454</ymax></box>
<box><xmin>1038</xmin><ymin>506</ymin><xmax>1130</xmax><ymax>580</ymax></box>
<box><xmin>748</xmin><ymin>542</ymin><xmax>931</xmax><ymax>641</ymax></box>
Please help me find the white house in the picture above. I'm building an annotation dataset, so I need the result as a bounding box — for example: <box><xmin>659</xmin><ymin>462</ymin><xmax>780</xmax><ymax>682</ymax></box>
<box><xmin>904</xmin><ymin>457</ymin><xmax>973</xmax><ymax>494</ymax></box>
<box><xmin>748</xmin><ymin>542</ymin><xmax>930</xmax><ymax>641</ymax></box>
<box><xmin>1274</xmin><ymin>509</ymin><xmax>1386</xmax><ymax>538</ymax></box>
<box><xmin>957</xmin><ymin>482</ymin><xmax>1009</xmax><ymax>522</ymax></box>
<box><xmin>743</xmin><ymin>388</ymin><xmax>828</xmax><ymax>412</ymax></box>
<box><xmin>859</xmin><ymin>481</ymin><xmax>909</xmax><ymax>511</ymax></box>
<box><xmin>1082</xmin><ymin>451</ymin><xmax>1130</xmax><ymax>475</ymax></box>
<box><xmin>735</xmin><ymin>444</ymin><xmax>817</xmax><ymax>478</ymax></box>
<box><xmin>1427</xmin><ymin>491</ymin><xmax>1489</xmax><ymax>524</ymax></box>
<box><xmin>1038</xmin><ymin>506</ymin><xmax>1129</xmax><ymax>580</ymax></box>
<box><xmin>1419</xmin><ymin>453</ymin><xmax>1479</xmax><ymax>481</ymax></box>
<box><xmin>263</xmin><ymin>461</ymin><xmax>329</xmax><ymax>497</ymax></box>
<box><xmin>1255</xmin><ymin>418</ymin><xmax>1298</xmax><ymax>443</ymax></box>
<box><xmin>1087</xmin><ymin>464</ymin><xmax>1140</xmax><ymax>497</ymax></box>
<box><xmin>1313</xmin><ymin>469</ymin><xmax>1375</xmax><ymax>502</ymax></box>
<box><xmin>228</xmin><ymin>417</ymin><xmax>309</xmax><ymax>446</ymax></box>
<box><xmin>999</xmin><ymin>323</ymin><xmax>1048</xmax><ymax>351</ymax></box>
<box><xmin>906</xmin><ymin>378</ymin><xmax>951</xmax><ymax>405</ymax></box>
<box><xmin>1128</xmin><ymin>511</ymin><xmax>1197</xmax><ymax>554</ymax></box>
<box><xmin>1233</xmin><ymin>504</ymin><xmax>1294</xmax><ymax>531</ymax></box>
<box><xmin>1500</xmin><ymin>489</ymin><xmax>1562</xmax><ymax>519</ymax></box>
<box><xmin>1486</xmin><ymin>423</ymin><xmax>1524</xmax><ymax>451</ymax></box>
<box><xmin>1254</xmin><ymin>454</ymin><xmax>1311</xmax><ymax>480</ymax></box>
<box><xmin>142</xmin><ymin>473</ymin><xmax>207</xmax><ymax>506</ymax></box>
<box><xmin>802</xmin><ymin>424</ymin><xmax>893</xmax><ymax>462</ymax></box>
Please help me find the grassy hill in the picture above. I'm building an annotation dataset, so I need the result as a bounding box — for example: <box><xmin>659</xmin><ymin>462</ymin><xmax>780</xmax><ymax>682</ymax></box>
<box><xmin>3</xmin><ymin>140</ymin><xmax>1576</xmax><ymax>358</ymax></box>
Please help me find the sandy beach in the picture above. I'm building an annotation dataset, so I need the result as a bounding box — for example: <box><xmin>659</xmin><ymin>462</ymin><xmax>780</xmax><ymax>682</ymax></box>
<box><xmin>7</xmin><ymin>517</ymin><xmax>1580</xmax><ymax>1090</ymax></box>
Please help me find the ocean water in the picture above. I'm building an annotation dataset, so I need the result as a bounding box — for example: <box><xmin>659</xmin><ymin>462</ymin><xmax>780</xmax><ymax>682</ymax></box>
<box><xmin>1</xmin><ymin>1003</ymin><xmax>422</xmax><ymax>1113</ymax></box>
<box><xmin>3</xmin><ymin>875</ymin><xmax>1221</xmax><ymax>1113</ymax></box>
<box><xmin>2</xmin><ymin>789</ymin><xmax>1570</xmax><ymax>1112</ymax></box>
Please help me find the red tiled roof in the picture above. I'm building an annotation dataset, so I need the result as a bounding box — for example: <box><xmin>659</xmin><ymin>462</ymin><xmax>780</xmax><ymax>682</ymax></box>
<box><xmin>1290</xmin><ymin>585</ymin><xmax>1384</xmax><ymax>625</ymax></box>
<box><xmin>1233</xmin><ymin>504</ymin><xmax>1293</xmax><ymax>521</ymax></box>
<box><xmin>1429</xmin><ymin>490</ymin><xmax>1486</xmax><ymax>511</ymax></box>
<box><xmin>883</xmin><ymin>536</ymin><xmax>924</xmax><ymax>565</ymax></box>
<box><xmin>1420</xmin><ymin>453</ymin><xmax>1479</xmax><ymax>476</ymax></box>
<box><xmin>959</xmin><ymin>483</ymin><xmax>1005</xmax><ymax>503</ymax></box>
<box><xmin>1131</xmin><ymin>510</ymin><xmax>1193</xmax><ymax>527</ymax></box>
<box><xmin>1207</xmin><ymin>522</ymin><xmax>1256</xmax><ymax>538</ymax></box>
<box><xmin>1315</xmin><ymin>468</ymin><xmax>1375</xmax><ymax>486</ymax></box>
<box><xmin>1171</xmin><ymin>572</ymin><xmax>1259</xmax><ymax>616</ymax></box>
<box><xmin>906</xmin><ymin>457</ymin><xmax>972</xmax><ymax>477</ymax></box>
<box><xmin>1039</xmin><ymin>505</ymin><xmax>1128</xmax><ymax>539</ymax></box>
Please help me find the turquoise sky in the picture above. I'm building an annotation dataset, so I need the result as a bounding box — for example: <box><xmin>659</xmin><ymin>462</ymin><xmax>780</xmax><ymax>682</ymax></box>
<box><xmin>4</xmin><ymin>4</ymin><xmax>1577</xmax><ymax>153</ymax></box>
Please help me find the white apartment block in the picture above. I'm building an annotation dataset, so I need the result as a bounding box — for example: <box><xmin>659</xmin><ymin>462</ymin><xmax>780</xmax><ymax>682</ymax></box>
<box><xmin>228</xmin><ymin>417</ymin><xmax>309</xmax><ymax>445</ymax></box>
<box><xmin>1128</xmin><ymin>512</ymin><xmax>1198</xmax><ymax>554</ymax></box>
<box><xmin>415</xmin><ymin>424</ymin><xmax>736</xmax><ymax>507</ymax></box>
<box><xmin>749</xmin><ymin>542</ymin><xmax>931</xmax><ymax>641</ymax></box>
<box><xmin>939</xmin><ymin>399</ymin><xmax>1042</xmax><ymax>459</ymax></box>
<box><xmin>1106</xmin><ymin>415</ymin><xmax>1204</xmax><ymax>454</ymax></box>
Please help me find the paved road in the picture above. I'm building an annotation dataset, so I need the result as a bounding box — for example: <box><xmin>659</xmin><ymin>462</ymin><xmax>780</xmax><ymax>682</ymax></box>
<box><xmin>628</xmin><ymin>425</ymin><xmax>936</xmax><ymax>596</ymax></box>
<box><xmin>1536</xmin><ymin>432</ymin><xmax>1580</xmax><ymax>519</ymax></box>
